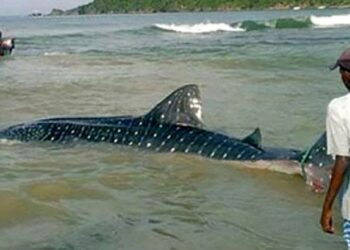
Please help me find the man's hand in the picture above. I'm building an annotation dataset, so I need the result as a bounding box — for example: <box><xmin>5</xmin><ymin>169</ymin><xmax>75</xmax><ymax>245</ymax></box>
<box><xmin>320</xmin><ymin>209</ymin><xmax>335</xmax><ymax>234</ymax></box>
<box><xmin>320</xmin><ymin>156</ymin><xmax>350</xmax><ymax>234</ymax></box>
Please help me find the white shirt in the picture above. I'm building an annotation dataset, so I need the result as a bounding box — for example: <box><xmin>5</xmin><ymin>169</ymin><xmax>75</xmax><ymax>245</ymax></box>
<box><xmin>326</xmin><ymin>93</ymin><xmax>350</xmax><ymax>157</ymax></box>
<box><xmin>326</xmin><ymin>93</ymin><xmax>350</xmax><ymax>219</ymax></box>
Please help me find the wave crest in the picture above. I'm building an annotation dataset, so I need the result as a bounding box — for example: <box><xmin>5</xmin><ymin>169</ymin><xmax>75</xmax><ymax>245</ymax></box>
<box><xmin>234</xmin><ymin>18</ymin><xmax>312</xmax><ymax>31</ymax></box>
<box><xmin>311</xmin><ymin>14</ymin><xmax>350</xmax><ymax>27</ymax></box>
<box><xmin>153</xmin><ymin>22</ymin><xmax>244</xmax><ymax>34</ymax></box>
<box><xmin>43</xmin><ymin>52</ymin><xmax>68</xmax><ymax>56</ymax></box>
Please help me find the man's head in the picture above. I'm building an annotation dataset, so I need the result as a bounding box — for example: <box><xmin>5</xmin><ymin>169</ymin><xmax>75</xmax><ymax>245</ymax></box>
<box><xmin>330</xmin><ymin>47</ymin><xmax>350</xmax><ymax>91</ymax></box>
<box><xmin>339</xmin><ymin>66</ymin><xmax>350</xmax><ymax>91</ymax></box>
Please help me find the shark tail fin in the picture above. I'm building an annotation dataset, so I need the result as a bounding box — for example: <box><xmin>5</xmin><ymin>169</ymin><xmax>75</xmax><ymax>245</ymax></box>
<box><xmin>301</xmin><ymin>132</ymin><xmax>334</xmax><ymax>192</ymax></box>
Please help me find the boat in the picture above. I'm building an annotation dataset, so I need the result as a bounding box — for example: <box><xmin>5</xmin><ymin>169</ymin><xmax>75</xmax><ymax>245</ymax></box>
<box><xmin>30</xmin><ymin>10</ymin><xmax>43</xmax><ymax>17</ymax></box>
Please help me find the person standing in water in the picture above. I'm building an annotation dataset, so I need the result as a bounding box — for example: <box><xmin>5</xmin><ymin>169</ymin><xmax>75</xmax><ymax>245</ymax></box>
<box><xmin>0</xmin><ymin>31</ymin><xmax>3</xmax><ymax>56</ymax></box>
<box><xmin>321</xmin><ymin>47</ymin><xmax>350</xmax><ymax>249</ymax></box>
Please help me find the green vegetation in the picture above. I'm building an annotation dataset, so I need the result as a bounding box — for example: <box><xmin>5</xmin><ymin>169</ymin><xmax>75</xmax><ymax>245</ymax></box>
<box><xmin>62</xmin><ymin>0</ymin><xmax>350</xmax><ymax>15</ymax></box>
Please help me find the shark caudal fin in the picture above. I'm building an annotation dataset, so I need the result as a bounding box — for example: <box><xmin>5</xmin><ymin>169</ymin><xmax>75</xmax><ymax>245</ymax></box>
<box><xmin>301</xmin><ymin>132</ymin><xmax>334</xmax><ymax>192</ymax></box>
<box><xmin>144</xmin><ymin>84</ymin><xmax>205</xmax><ymax>128</ymax></box>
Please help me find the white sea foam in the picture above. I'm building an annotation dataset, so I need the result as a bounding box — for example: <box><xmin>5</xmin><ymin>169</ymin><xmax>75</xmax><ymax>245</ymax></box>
<box><xmin>311</xmin><ymin>14</ymin><xmax>350</xmax><ymax>27</ymax></box>
<box><xmin>43</xmin><ymin>52</ymin><xmax>68</xmax><ymax>56</ymax></box>
<box><xmin>154</xmin><ymin>22</ymin><xmax>245</xmax><ymax>33</ymax></box>
<box><xmin>0</xmin><ymin>138</ymin><xmax>21</xmax><ymax>145</ymax></box>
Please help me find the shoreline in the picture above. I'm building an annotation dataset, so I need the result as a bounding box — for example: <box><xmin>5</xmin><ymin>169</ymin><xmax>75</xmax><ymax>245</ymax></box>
<box><xmin>48</xmin><ymin>5</ymin><xmax>350</xmax><ymax>16</ymax></box>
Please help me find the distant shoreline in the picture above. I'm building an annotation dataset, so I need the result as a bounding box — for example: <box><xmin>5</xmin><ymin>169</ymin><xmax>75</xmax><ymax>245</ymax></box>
<box><xmin>47</xmin><ymin>3</ymin><xmax>350</xmax><ymax>16</ymax></box>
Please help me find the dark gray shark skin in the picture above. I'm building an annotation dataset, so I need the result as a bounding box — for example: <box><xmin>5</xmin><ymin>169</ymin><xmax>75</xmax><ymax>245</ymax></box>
<box><xmin>0</xmin><ymin>84</ymin><xmax>334</xmax><ymax>190</ymax></box>
<box><xmin>0</xmin><ymin>85</ymin><xmax>301</xmax><ymax>163</ymax></box>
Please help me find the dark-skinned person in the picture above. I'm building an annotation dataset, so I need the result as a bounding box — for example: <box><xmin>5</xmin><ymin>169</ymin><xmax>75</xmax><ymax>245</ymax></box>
<box><xmin>321</xmin><ymin>47</ymin><xmax>350</xmax><ymax>249</ymax></box>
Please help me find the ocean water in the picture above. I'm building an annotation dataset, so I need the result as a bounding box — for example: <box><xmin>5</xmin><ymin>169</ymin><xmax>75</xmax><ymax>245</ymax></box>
<box><xmin>0</xmin><ymin>8</ymin><xmax>350</xmax><ymax>249</ymax></box>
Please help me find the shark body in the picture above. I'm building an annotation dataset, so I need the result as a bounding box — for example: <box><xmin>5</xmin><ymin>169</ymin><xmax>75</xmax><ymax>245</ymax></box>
<box><xmin>0</xmin><ymin>85</ymin><xmax>300</xmax><ymax>161</ymax></box>
<box><xmin>0</xmin><ymin>84</ymin><xmax>334</xmax><ymax>191</ymax></box>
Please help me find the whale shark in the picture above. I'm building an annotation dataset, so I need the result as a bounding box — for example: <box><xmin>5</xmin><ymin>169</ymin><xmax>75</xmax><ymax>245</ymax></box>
<box><xmin>0</xmin><ymin>84</ymin><xmax>334</xmax><ymax>191</ymax></box>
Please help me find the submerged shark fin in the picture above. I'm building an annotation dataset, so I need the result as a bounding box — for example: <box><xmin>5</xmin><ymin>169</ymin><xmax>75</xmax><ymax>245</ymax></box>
<box><xmin>144</xmin><ymin>84</ymin><xmax>205</xmax><ymax>128</ymax></box>
<box><xmin>242</xmin><ymin>128</ymin><xmax>262</xmax><ymax>148</ymax></box>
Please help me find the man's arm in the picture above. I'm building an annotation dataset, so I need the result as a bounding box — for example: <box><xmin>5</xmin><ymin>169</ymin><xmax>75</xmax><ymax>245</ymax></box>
<box><xmin>320</xmin><ymin>156</ymin><xmax>350</xmax><ymax>234</ymax></box>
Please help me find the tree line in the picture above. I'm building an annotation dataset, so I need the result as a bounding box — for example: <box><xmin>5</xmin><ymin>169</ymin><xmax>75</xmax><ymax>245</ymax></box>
<box><xmin>74</xmin><ymin>0</ymin><xmax>350</xmax><ymax>14</ymax></box>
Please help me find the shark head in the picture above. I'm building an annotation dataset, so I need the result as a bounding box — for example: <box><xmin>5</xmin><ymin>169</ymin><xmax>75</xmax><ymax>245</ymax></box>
<box><xmin>301</xmin><ymin>132</ymin><xmax>334</xmax><ymax>192</ymax></box>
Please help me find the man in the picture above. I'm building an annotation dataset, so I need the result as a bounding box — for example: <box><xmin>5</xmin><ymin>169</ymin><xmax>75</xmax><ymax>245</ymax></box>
<box><xmin>0</xmin><ymin>35</ymin><xmax>15</xmax><ymax>56</ymax></box>
<box><xmin>0</xmin><ymin>31</ymin><xmax>3</xmax><ymax>56</ymax></box>
<box><xmin>321</xmin><ymin>47</ymin><xmax>350</xmax><ymax>249</ymax></box>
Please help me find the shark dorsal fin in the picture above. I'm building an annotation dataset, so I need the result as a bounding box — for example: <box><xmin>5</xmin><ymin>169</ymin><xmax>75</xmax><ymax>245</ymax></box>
<box><xmin>242</xmin><ymin>128</ymin><xmax>262</xmax><ymax>148</ymax></box>
<box><xmin>144</xmin><ymin>84</ymin><xmax>204</xmax><ymax>128</ymax></box>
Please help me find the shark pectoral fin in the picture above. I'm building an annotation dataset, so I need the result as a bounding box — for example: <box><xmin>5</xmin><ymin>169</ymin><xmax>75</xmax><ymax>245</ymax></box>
<box><xmin>144</xmin><ymin>84</ymin><xmax>205</xmax><ymax>128</ymax></box>
<box><xmin>242</xmin><ymin>128</ymin><xmax>262</xmax><ymax>149</ymax></box>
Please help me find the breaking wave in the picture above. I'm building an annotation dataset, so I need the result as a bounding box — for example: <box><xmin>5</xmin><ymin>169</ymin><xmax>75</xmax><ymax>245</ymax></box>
<box><xmin>234</xmin><ymin>18</ymin><xmax>312</xmax><ymax>31</ymax></box>
<box><xmin>155</xmin><ymin>14</ymin><xmax>350</xmax><ymax>34</ymax></box>
<box><xmin>310</xmin><ymin>13</ymin><xmax>350</xmax><ymax>27</ymax></box>
<box><xmin>43</xmin><ymin>51</ymin><xmax>68</xmax><ymax>56</ymax></box>
<box><xmin>153</xmin><ymin>22</ymin><xmax>244</xmax><ymax>33</ymax></box>
<box><xmin>236</xmin><ymin>14</ymin><xmax>350</xmax><ymax>31</ymax></box>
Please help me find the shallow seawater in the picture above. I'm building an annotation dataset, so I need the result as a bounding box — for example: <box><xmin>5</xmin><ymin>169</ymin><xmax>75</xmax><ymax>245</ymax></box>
<box><xmin>0</xmin><ymin>9</ymin><xmax>349</xmax><ymax>249</ymax></box>
<box><xmin>0</xmin><ymin>144</ymin><xmax>343</xmax><ymax>250</ymax></box>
